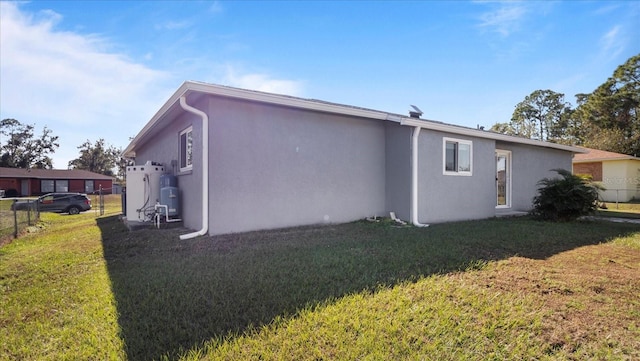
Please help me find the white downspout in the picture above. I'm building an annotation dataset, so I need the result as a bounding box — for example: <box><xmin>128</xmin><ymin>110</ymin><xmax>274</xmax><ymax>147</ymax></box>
<box><xmin>178</xmin><ymin>95</ymin><xmax>209</xmax><ymax>240</ymax></box>
<box><xmin>411</xmin><ymin>126</ymin><xmax>429</xmax><ymax>227</ymax></box>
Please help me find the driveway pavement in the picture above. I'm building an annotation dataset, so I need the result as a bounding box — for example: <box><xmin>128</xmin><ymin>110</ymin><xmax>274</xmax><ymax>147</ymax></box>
<box><xmin>582</xmin><ymin>216</ymin><xmax>640</xmax><ymax>224</ymax></box>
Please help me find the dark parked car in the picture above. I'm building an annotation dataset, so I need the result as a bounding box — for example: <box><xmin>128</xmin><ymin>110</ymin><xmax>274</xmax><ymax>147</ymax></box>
<box><xmin>11</xmin><ymin>193</ymin><xmax>92</xmax><ymax>215</ymax></box>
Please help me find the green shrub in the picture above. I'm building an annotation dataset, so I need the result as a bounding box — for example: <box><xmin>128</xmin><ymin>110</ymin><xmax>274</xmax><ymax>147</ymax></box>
<box><xmin>531</xmin><ymin>168</ymin><xmax>603</xmax><ymax>222</ymax></box>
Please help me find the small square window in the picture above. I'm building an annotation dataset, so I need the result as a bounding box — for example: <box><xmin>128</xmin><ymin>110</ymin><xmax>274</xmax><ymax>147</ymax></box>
<box><xmin>443</xmin><ymin>138</ymin><xmax>472</xmax><ymax>176</ymax></box>
<box><xmin>179</xmin><ymin>126</ymin><xmax>193</xmax><ymax>172</ymax></box>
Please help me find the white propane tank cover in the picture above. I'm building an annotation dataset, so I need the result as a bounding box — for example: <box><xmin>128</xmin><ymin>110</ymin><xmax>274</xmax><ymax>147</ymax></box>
<box><xmin>125</xmin><ymin>162</ymin><xmax>165</xmax><ymax>222</ymax></box>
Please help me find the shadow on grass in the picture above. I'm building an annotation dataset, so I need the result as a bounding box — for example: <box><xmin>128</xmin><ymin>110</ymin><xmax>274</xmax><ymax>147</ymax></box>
<box><xmin>97</xmin><ymin>216</ymin><xmax>640</xmax><ymax>361</ymax></box>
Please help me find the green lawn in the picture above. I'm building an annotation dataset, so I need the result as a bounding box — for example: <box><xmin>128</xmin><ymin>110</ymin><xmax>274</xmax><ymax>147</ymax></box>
<box><xmin>597</xmin><ymin>201</ymin><xmax>640</xmax><ymax>219</ymax></box>
<box><xmin>1</xmin><ymin>196</ymin><xmax>639</xmax><ymax>360</ymax></box>
<box><xmin>0</xmin><ymin>198</ymin><xmax>39</xmax><ymax>241</ymax></box>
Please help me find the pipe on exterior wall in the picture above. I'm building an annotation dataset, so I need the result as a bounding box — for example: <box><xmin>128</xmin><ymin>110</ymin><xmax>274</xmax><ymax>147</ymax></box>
<box><xmin>178</xmin><ymin>95</ymin><xmax>209</xmax><ymax>240</ymax></box>
<box><xmin>154</xmin><ymin>203</ymin><xmax>182</xmax><ymax>228</ymax></box>
<box><xmin>411</xmin><ymin>126</ymin><xmax>430</xmax><ymax>227</ymax></box>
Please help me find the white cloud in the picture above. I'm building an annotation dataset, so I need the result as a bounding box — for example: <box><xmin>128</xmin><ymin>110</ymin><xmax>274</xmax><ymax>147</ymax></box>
<box><xmin>599</xmin><ymin>25</ymin><xmax>625</xmax><ymax>61</ymax></box>
<box><xmin>221</xmin><ymin>65</ymin><xmax>304</xmax><ymax>96</ymax></box>
<box><xmin>592</xmin><ymin>3</ymin><xmax>621</xmax><ymax>16</ymax></box>
<box><xmin>155</xmin><ymin>19</ymin><xmax>191</xmax><ymax>31</ymax></box>
<box><xmin>551</xmin><ymin>73</ymin><xmax>587</xmax><ymax>99</ymax></box>
<box><xmin>209</xmin><ymin>1</ymin><xmax>224</xmax><ymax>15</ymax></box>
<box><xmin>0</xmin><ymin>2</ymin><xmax>174</xmax><ymax>167</ymax></box>
<box><xmin>0</xmin><ymin>2</ymin><xmax>305</xmax><ymax>168</ymax></box>
<box><xmin>477</xmin><ymin>2</ymin><xmax>528</xmax><ymax>37</ymax></box>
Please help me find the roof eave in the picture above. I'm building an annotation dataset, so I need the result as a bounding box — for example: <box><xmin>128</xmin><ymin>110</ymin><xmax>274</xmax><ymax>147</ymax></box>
<box><xmin>122</xmin><ymin>81</ymin><xmax>396</xmax><ymax>158</ymax></box>
<box><xmin>186</xmin><ymin>81</ymin><xmax>395</xmax><ymax>120</ymax></box>
<box><xmin>573</xmin><ymin>156</ymin><xmax>640</xmax><ymax>163</ymax></box>
<box><xmin>122</xmin><ymin>81</ymin><xmax>192</xmax><ymax>158</ymax></box>
<box><xmin>400</xmin><ymin>118</ymin><xmax>586</xmax><ymax>153</ymax></box>
<box><xmin>123</xmin><ymin>81</ymin><xmax>586</xmax><ymax>158</ymax></box>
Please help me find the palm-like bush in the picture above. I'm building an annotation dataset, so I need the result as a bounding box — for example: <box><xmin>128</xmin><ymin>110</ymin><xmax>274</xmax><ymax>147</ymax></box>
<box><xmin>531</xmin><ymin>168</ymin><xmax>603</xmax><ymax>222</ymax></box>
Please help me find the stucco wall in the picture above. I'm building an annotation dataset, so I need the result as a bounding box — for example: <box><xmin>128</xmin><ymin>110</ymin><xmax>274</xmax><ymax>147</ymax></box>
<box><xmin>624</xmin><ymin>160</ymin><xmax>640</xmax><ymax>201</ymax></box>
<box><xmin>206</xmin><ymin>96</ymin><xmax>387</xmax><ymax>235</ymax></box>
<box><xmin>132</xmin><ymin>98</ymin><xmax>205</xmax><ymax>231</ymax></box>
<box><xmin>418</xmin><ymin>130</ymin><xmax>496</xmax><ymax>223</ymax></box>
<box><xmin>130</xmin><ymin>93</ymin><xmax>579</xmax><ymax>234</ymax></box>
<box><xmin>384</xmin><ymin>123</ymin><xmax>412</xmax><ymax>221</ymax></box>
<box><xmin>496</xmin><ymin>142</ymin><xmax>573</xmax><ymax>211</ymax></box>
<box><xmin>600</xmin><ymin>160</ymin><xmax>640</xmax><ymax>202</ymax></box>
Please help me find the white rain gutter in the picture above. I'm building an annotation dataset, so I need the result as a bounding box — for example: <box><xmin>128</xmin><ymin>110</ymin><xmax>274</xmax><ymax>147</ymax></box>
<box><xmin>178</xmin><ymin>95</ymin><xmax>209</xmax><ymax>240</ymax></box>
<box><xmin>411</xmin><ymin>126</ymin><xmax>429</xmax><ymax>227</ymax></box>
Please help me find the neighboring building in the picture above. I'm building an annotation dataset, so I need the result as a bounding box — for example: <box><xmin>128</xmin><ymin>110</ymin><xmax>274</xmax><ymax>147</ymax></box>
<box><xmin>0</xmin><ymin>167</ymin><xmax>114</xmax><ymax>196</ymax></box>
<box><xmin>122</xmin><ymin>81</ymin><xmax>585</xmax><ymax>238</ymax></box>
<box><xmin>573</xmin><ymin>147</ymin><xmax>640</xmax><ymax>202</ymax></box>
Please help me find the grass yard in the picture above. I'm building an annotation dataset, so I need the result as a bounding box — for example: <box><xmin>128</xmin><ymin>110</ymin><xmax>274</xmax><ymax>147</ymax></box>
<box><xmin>0</xmin><ymin>198</ymin><xmax>39</xmax><ymax>242</ymax></box>
<box><xmin>597</xmin><ymin>201</ymin><xmax>640</xmax><ymax>219</ymax></box>
<box><xmin>1</xmin><ymin>195</ymin><xmax>639</xmax><ymax>360</ymax></box>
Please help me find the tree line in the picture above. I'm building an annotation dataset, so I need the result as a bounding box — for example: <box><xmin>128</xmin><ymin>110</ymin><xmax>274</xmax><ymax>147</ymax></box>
<box><xmin>491</xmin><ymin>54</ymin><xmax>639</xmax><ymax>156</ymax></box>
<box><xmin>0</xmin><ymin>118</ymin><xmax>124</xmax><ymax>179</ymax></box>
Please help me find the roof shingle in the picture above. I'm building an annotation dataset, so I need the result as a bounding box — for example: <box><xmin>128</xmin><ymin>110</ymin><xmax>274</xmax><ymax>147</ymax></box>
<box><xmin>0</xmin><ymin>167</ymin><xmax>114</xmax><ymax>180</ymax></box>
<box><xmin>573</xmin><ymin>147</ymin><xmax>640</xmax><ymax>162</ymax></box>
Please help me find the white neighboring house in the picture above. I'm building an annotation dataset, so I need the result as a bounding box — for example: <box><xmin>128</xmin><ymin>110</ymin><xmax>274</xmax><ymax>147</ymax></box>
<box><xmin>572</xmin><ymin>147</ymin><xmax>640</xmax><ymax>202</ymax></box>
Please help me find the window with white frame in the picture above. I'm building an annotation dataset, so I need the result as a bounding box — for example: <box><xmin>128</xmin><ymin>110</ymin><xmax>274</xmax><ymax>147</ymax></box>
<box><xmin>179</xmin><ymin>126</ymin><xmax>193</xmax><ymax>172</ymax></box>
<box><xmin>443</xmin><ymin>137</ymin><xmax>472</xmax><ymax>176</ymax></box>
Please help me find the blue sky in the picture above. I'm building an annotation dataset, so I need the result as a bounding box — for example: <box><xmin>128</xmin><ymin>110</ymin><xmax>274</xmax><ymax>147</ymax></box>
<box><xmin>1</xmin><ymin>1</ymin><xmax>638</xmax><ymax>168</ymax></box>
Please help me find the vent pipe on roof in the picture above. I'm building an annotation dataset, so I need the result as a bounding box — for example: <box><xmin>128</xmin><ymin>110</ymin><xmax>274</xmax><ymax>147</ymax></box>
<box><xmin>178</xmin><ymin>95</ymin><xmax>209</xmax><ymax>240</ymax></box>
<box><xmin>409</xmin><ymin>105</ymin><xmax>423</xmax><ymax>119</ymax></box>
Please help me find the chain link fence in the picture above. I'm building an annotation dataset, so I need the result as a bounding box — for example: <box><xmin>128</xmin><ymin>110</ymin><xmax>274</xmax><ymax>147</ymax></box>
<box><xmin>89</xmin><ymin>187</ymin><xmax>123</xmax><ymax>217</ymax></box>
<box><xmin>599</xmin><ymin>188</ymin><xmax>640</xmax><ymax>207</ymax></box>
<box><xmin>0</xmin><ymin>198</ymin><xmax>40</xmax><ymax>242</ymax></box>
<box><xmin>0</xmin><ymin>188</ymin><xmax>126</xmax><ymax>246</ymax></box>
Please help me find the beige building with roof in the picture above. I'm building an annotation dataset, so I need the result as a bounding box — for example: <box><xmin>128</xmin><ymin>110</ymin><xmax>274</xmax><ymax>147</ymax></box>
<box><xmin>573</xmin><ymin>147</ymin><xmax>640</xmax><ymax>202</ymax></box>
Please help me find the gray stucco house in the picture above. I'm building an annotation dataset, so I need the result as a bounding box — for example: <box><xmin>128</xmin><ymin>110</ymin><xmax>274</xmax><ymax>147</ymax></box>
<box><xmin>123</xmin><ymin>81</ymin><xmax>584</xmax><ymax>239</ymax></box>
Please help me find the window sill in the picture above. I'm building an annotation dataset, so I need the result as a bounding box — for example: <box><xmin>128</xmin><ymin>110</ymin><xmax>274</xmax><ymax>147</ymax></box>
<box><xmin>443</xmin><ymin>172</ymin><xmax>473</xmax><ymax>177</ymax></box>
